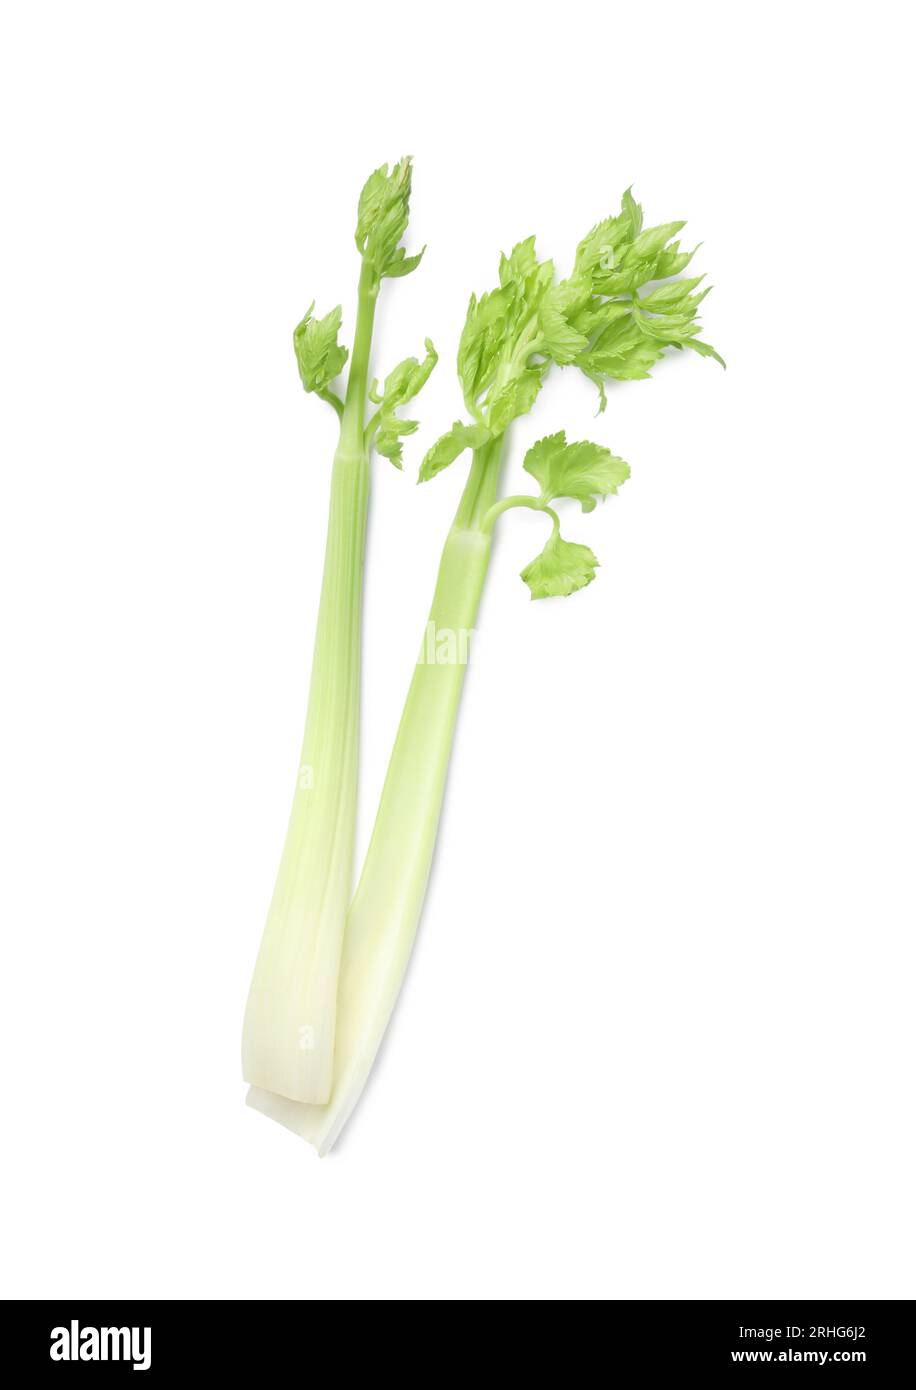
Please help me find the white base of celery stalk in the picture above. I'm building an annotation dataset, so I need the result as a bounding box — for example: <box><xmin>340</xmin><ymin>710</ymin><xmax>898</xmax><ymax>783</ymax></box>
<box><xmin>245</xmin><ymin>926</ymin><xmax>417</xmax><ymax>1155</ymax></box>
<box><xmin>245</xmin><ymin>1022</ymin><xmax>385</xmax><ymax>1157</ymax></box>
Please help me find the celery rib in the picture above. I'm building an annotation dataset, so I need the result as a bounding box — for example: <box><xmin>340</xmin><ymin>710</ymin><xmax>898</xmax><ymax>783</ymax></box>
<box><xmin>242</xmin><ymin>162</ymin><xmax>429</xmax><ymax>1106</ymax></box>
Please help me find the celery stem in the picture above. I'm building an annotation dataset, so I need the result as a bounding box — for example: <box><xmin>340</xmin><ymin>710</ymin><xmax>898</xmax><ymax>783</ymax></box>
<box><xmin>241</xmin><ymin>262</ymin><xmax>377</xmax><ymax>1104</ymax></box>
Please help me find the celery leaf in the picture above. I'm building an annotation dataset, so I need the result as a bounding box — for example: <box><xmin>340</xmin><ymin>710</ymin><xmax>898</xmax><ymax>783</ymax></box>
<box><xmin>523</xmin><ymin>432</ymin><xmax>630</xmax><ymax>512</ymax></box>
<box><xmin>520</xmin><ymin>532</ymin><xmax>599</xmax><ymax>600</ymax></box>
<box><xmin>486</xmin><ymin>369</ymin><xmax>543</xmax><ymax>433</ymax></box>
<box><xmin>373</xmin><ymin>339</ymin><xmax>438</xmax><ymax>468</ymax></box>
<box><xmin>418</xmin><ymin>421</ymin><xmax>491</xmax><ymax>482</ymax></box>
<box><xmin>293</xmin><ymin>303</ymin><xmax>348</xmax><ymax>394</ymax></box>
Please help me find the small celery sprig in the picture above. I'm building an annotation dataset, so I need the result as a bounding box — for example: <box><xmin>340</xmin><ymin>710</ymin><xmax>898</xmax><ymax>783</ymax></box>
<box><xmin>484</xmin><ymin>431</ymin><xmax>631</xmax><ymax>598</ymax></box>
<box><xmin>366</xmin><ymin>339</ymin><xmax>439</xmax><ymax>467</ymax></box>
<box><xmin>356</xmin><ymin>158</ymin><xmax>427</xmax><ymax>281</ymax></box>
<box><xmin>242</xmin><ymin>158</ymin><xmax>435</xmax><ymax>1109</ymax></box>
<box><xmin>292</xmin><ymin>303</ymin><xmax>349</xmax><ymax>417</ymax></box>
<box><xmin>292</xmin><ymin>157</ymin><xmax>435</xmax><ymax>450</ymax></box>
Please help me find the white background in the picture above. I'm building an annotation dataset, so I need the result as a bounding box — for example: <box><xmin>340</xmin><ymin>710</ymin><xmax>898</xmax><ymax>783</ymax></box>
<box><xmin>1</xmin><ymin>1</ymin><xmax>913</xmax><ymax>1300</ymax></box>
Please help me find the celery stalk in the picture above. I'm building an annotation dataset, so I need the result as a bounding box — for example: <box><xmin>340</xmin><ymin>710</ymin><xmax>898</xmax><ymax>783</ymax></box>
<box><xmin>241</xmin><ymin>272</ymin><xmax>374</xmax><ymax>1103</ymax></box>
<box><xmin>242</xmin><ymin>161</ymin><xmax>434</xmax><ymax>1104</ymax></box>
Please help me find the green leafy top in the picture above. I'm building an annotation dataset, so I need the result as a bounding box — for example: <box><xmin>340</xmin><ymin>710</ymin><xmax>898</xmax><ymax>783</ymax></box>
<box><xmin>419</xmin><ymin>188</ymin><xmax>722</xmax><ymax>480</ymax></box>
<box><xmin>367</xmin><ymin>339</ymin><xmax>438</xmax><ymax>467</ymax></box>
<box><xmin>356</xmin><ymin>157</ymin><xmax>424</xmax><ymax>283</ymax></box>
<box><xmin>293</xmin><ymin>158</ymin><xmax>435</xmax><ymax>430</ymax></box>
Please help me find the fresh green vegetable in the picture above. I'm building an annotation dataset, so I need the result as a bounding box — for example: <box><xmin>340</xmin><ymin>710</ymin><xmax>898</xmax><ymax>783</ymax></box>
<box><xmin>247</xmin><ymin>188</ymin><xmax>721</xmax><ymax>1149</ymax></box>
<box><xmin>241</xmin><ymin>158</ymin><xmax>435</xmax><ymax>1105</ymax></box>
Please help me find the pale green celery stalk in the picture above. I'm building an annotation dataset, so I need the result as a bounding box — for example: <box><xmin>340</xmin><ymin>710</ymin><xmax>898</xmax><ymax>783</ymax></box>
<box><xmin>248</xmin><ymin>190</ymin><xmax>721</xmax><ymax>1146</ymax></box>
<box><xmin>242</xmin><ymin>268</ymin><xmax>374</xmax><ymax>1104</ymax></box>
<box><xmin>247</xmin><ymin>440</ymin><xmax>503</xmax><ymax>1149</ymax></box>
<box><xmin>242</xmin><ymin>160</ymin><xmax>433</xmax><ymax>1105</ymax></box>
